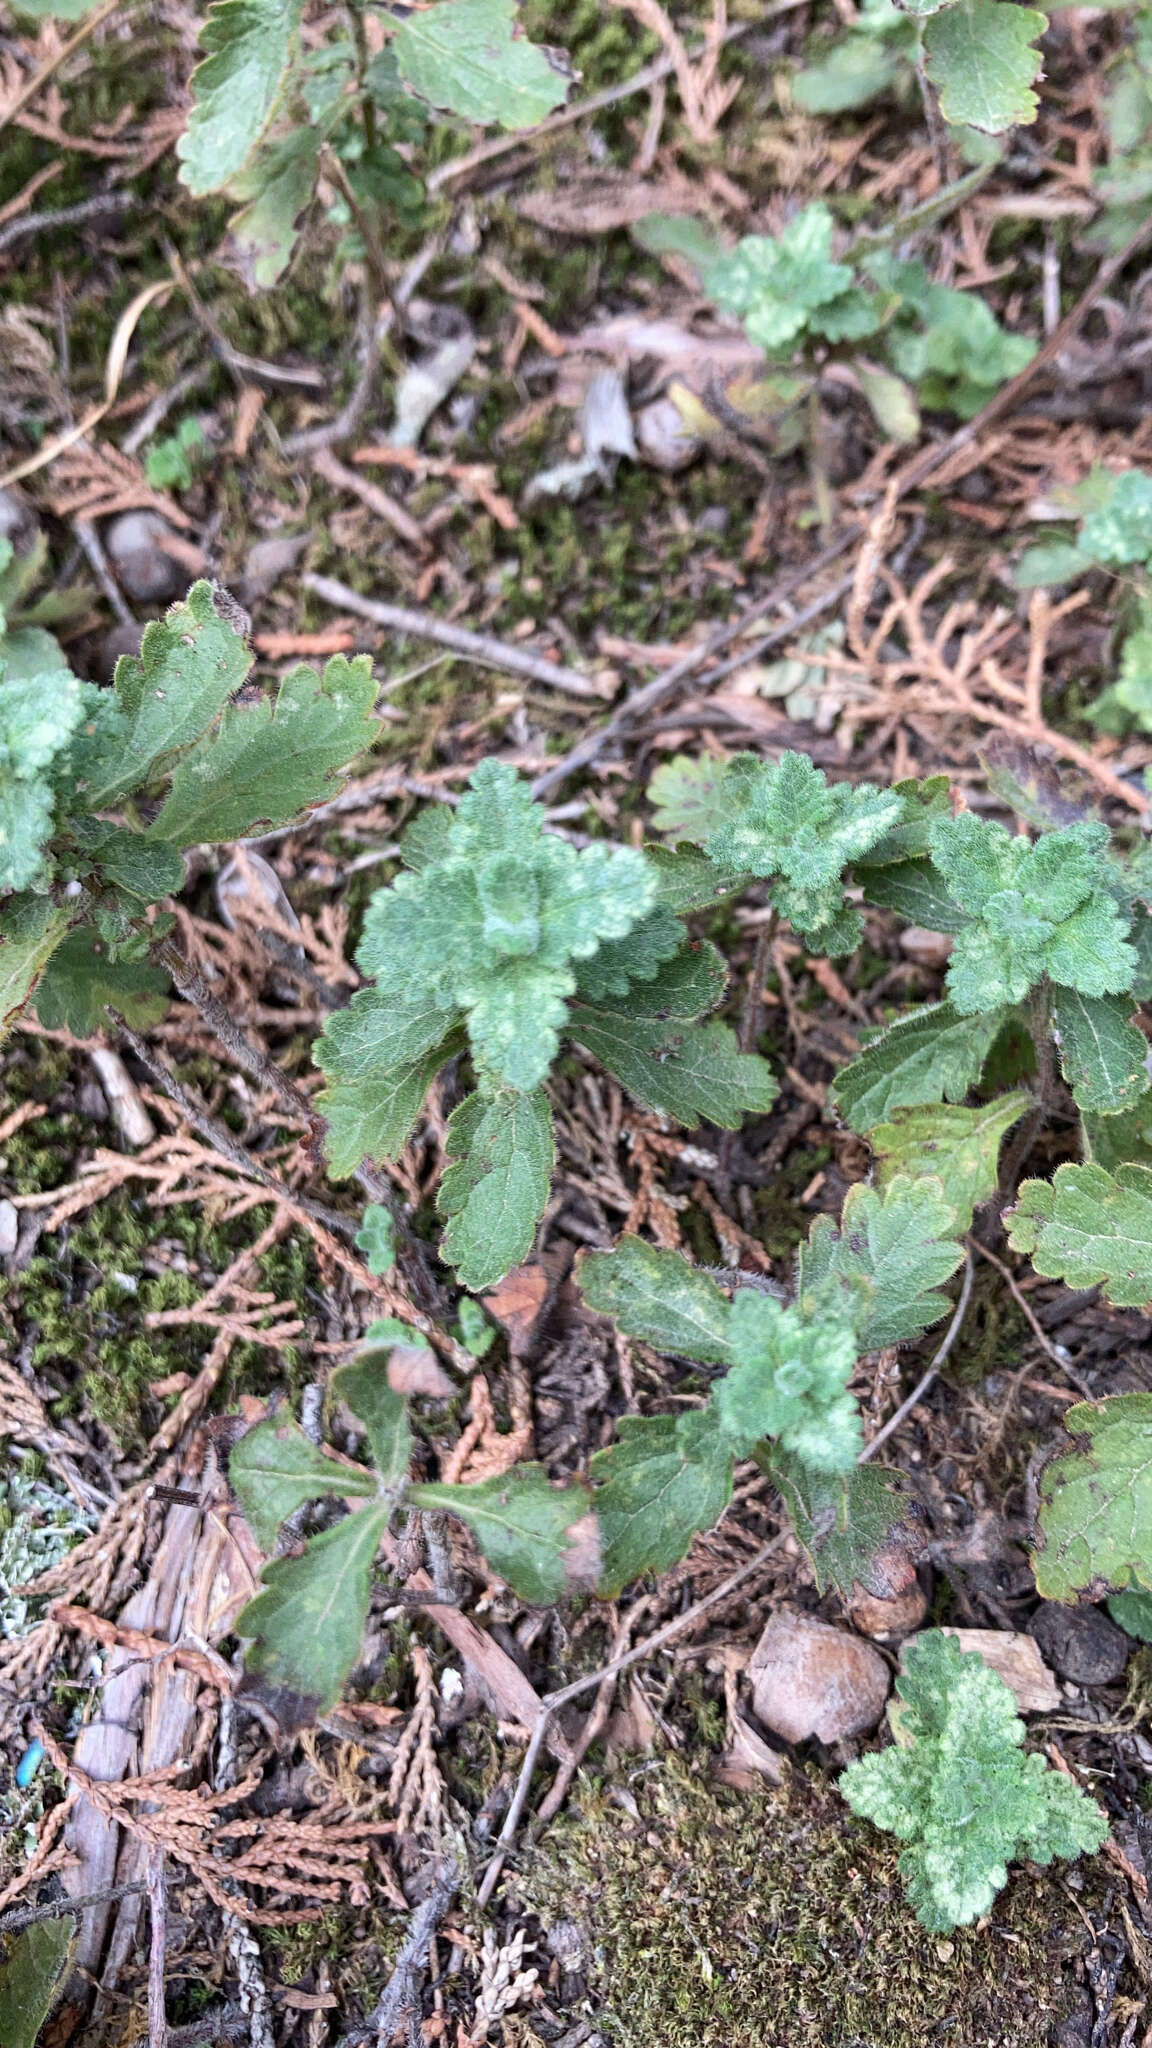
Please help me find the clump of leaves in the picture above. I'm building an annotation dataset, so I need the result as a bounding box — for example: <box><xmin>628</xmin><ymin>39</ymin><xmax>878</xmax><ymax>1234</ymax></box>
<box><xmin>1015</xmin><ymin>468</ymin><xmax>1152</xmax><ymax>734</ymax></box>
<box><xmin>0</xmin><ymin>580</ymin><xmax>380</xmax><ymax>1042</ymax></box>
<box><xmin>229</xmin><ymin>1348</ymin><xmax>595</xmax><ymax>1709</ymax></box>
<box><xmin>144</xmin><ymin>418</ymin><xmax>208</xmax><ymax>493</ymax></box>
<box><xmin>316</xmin><ymin>758</ymin><xmax>776</xmax><ymax>1288</ymax></box>
<box><xmin>841</xmin><ymin>1632</ymin><xmax>1107</xmax><ymax>1931</ymax></box>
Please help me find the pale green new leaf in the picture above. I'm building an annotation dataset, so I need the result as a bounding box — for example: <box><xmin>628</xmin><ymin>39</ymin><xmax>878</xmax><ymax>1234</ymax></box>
<box><xmin>439</xmin><ymin>1087</ymin><xmax>554</xmax><ymax>1289</ymax></box>
<box><xmin>1052</xmin><ymin>989</ymin><xmax>1150</xmax><ymax>1114</ymax></box>
<box><xmin>701</xmin><ymin>204</ymin><xmax>884</xmax><ymax>355</ymax></box>
<box><xmin>331</xmin><ymin>1358</ymin><xmax>412</xmax><ymax>1490</ymax></box>
<box><xmin>841</xmin><ymin>1632</ymin><xmax>1106</xmax><ymax>1933</ymax></box>
<box><xmin>149</xmin><ymin>655</ymin><xmax>379</xmax><ymax>845</ymax></box>
<box><xmin>706</xmin><ymin>751</ymin><xmax>903</xmax><ymax>947</ymax></box>
<box><xmin>716</xmin><ymin>1292</ymin><xmax>861</xmax><ymax>1471</ymax></box>
<box><xmin>798</xmin><ymin>1174</ymin><xmax>964</xmax><ymax>1349</ymax></box>
<box><xmin>229</xmin><ymin>1416</ymin><xmax>377</xmax><ymax>1550</ymax></box>
<box><xmin>767</xmin><ymin>1448</ymin><xmax>926</xmax><ymax>1599</ymax></box>
<box><xmin>589</xmin><ymin>1410</ymin><xmax>733</xmax><ymax>1598</ymax></box>
<box><xmin>177</xmin><ymin>0</ymin><xmax>305</xmax><ymax>194</ymax></box>
<box><xmin>32</xmin><ymin>928</ymin><xmax>169</xmax><ymax>1035</ymax></box>
<box><xmin>1079</xmin><ymin>468</ymin><xmax>1152</xmax><ymax>567</ymax></box>
<box><xmin>1008</xmin><ymin>1161</ymin><xmax>1152</xmax><ymax>1308</ymax></box>
<box><xmin>57</xmin><ymin>584</ymin><xmax>251</xmax><ymax>813</ymax></box>
<box><xmin>0</xmin><ymin>1920</ymin><xmax>73</xmax><ymax>2048</ymax></box>
<box><xmin>830</xmin><ymin>1001</ymin><xmax>1003</xmax><ymax>1133</ymax></box>
<box><xmin>354</xmin><ymin>1203</ymin><xmax>396</xmax><ymax>1277</ymax></box>
<box><xmin>871</xmin><ymin>1090</ymin><xmax>1032</xmax><ymax>1224</ymax></box>
<box><xmin>394</xmin><ymin>0</ymin><xmax>570</xmax><ymax>129</ymax></box>
<box><xmin>0</xmin><ymin>666</ymin><xmax>82</xmax><ymax>890</ymax></box>
<box><xmin>236</xmin><ymin>1503</ymin><xmax>389</xmax><ymax>1709</ymax></box>
<box><xmin>856</xmin><ymin>856</ymin><xmax>969</xmax><ymax>932</ymax></box>
<box><xmin>1108</xmin><ymin>1588</ymin><xmax>1152</xmax><ymax>1640</ymax></box>
<box><xmin>410</xmin><ymin>1466</ymin><xmax>596</xmax><ymax>1603</ymax></box>
<box><xmin>1032</xmin><ymin>1391</ymin><xmax>1152</xmax><ymax>1599</ymax></box>
<box><xmin>0</xmin><ymin>895</ymin><xmax>67</xmax><ymax>1039</ymax></box>
<box><xmin>577</xmin><ymin>1236</ymin><xmax>733</xmax><ymax>1364</ymax></box>
<box><xmin>923</xmin><ymin>0</ymin><xmax>1046</xmax><ymax>132</ymax></box>
<box><xmin>568</xmin><ymin>1008</ymin><xmax>779</xmax><ymax>1128</ymax></box>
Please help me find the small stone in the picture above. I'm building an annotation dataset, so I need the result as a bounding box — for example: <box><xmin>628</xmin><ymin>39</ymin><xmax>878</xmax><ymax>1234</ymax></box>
<box><xmin>105</xmin><ymin>510</ymin><xmax>183</xmax><ymax>602</ymax></box>
<box><xmin>99</xmin><ymin>619</ymin><xmax>148</xmax><ymax>681</ymax></box>
<box><xmin>0</xmin><ymin>1199</ymin><xmax>18</xmax><ymax>1257</ymax></box>
<box><xmin>1029</xmin><ymin>1601</ymin><xmax>1131</xmax><ymax>1685</ymax></box>
<box><xmin>904</xmin><ymin>1628</ymin><xmax>1059</xmax><ymax>1714</ymax></box>
<box><xmin>634</xmin><ymin>396</ymin><xmax>702</xmax><ymax>473</ymax></box>
<box><xmin>845</xmin><ymin>1579</ymin><xmax>929</xmax><ymax>1641</ymax></box>
<box><xmin>749</xmin><ymin>1609</ymin><xmax>890</xmax><ymax>1745</ymax></box>
<box><xmin>898</xmin><ymin>926</ymin><xmax>954</xmax><ymax>969</ymax></box>
<box><xmin>238</xmin><ymin>532</ymin><xmax>308</xmax><ymax>607</ymax></box>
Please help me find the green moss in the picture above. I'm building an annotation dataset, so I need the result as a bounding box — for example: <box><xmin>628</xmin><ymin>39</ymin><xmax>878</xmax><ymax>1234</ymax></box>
<box><xmin>518</xmin><ymin>1755</ymin><xmax>1103</xmax><ymax>2047</ymax></box>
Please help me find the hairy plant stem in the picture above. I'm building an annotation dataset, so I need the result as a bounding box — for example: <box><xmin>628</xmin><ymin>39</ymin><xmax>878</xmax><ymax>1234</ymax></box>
<box><xmin>347</xmin><ymin>0</ymin><xmax>378</xmax><ymax>150</ymax></box>
<box><xmin>997</xmin><ymin>979</ymin><xmax>1057</xmax><ymax>1198</ymax></box>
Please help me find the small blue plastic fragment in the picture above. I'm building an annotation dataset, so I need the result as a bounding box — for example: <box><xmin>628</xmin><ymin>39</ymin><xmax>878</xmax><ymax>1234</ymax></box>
<box><xmin>15</xmin><ymin>1739</ymin><xmax>45</xmax><ymax>1789</ymax></box>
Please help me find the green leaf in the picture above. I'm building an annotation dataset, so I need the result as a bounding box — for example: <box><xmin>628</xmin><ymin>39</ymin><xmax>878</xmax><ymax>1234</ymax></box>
<box><xmin>766</xmin><ymin>1448</ymin><xmax>926</xmax><ymax>1598</ymax></box>
<box><xmin>148</xmin><ymin>654</ymin><xmax>378</xmax><ymax>845</ymax></box>
<box><xmin>648</xmin><ymin>754</ymin><xmax>741</xmax><ymax>842</ymax></box>
<box><xmin>331</xmin><ymin>1358</ymin><xmax>412</xmax><ymax>1489</ymax></box>
<box><xmin>354</xmin><ymin>1203</ymin><xmax>396</xmax><ymax>1276</ymax></box>
<box><xmin>830</xmin><ymin>1001</ymin><xmax>1003</xmax><ymax>1133</ymax></box>
<box><xmin>1032</xmin><ymin>1392</ymin><xmax>1152</xmax><ymax>1599</ymax></box>
<box><xmin>394</xmin><ymin>0</ymin><xmax>570</xmax><ymax>129</ymax></box>
<box><xmin>1081</xmin><ymin>1099</ymin><xmax>1152</xmax><ymax>1173</ymax></box>
<box><xmin>57</xmin><ymin>584</ymin><xmax>251</xmax><ymax>813</ymax></box>
<box><xmin>576</xmin><ymin>938</ymin><xmax>727</xmax><ymax>1020</ymax></box>
<box><xmin>228</xmin><ymin>126</ymin><xmax>321</xmax><ymax>289</ymax></box>
<box><xmin>568</xmin><ymin>1008</ymin><xmax>778</xmax><ymax>1128</ymax></box>
<box><xmin>67</xmin><ymin>821</ymin><xmax>185</xmax><ymax>902</ymax></box>
<box><xmin>923</xmin><ymin>0</ymin><xmax>1046</xmax><ymax>132</ymax></box>
<box><xmin>0</xmin><ymin>895</ymin><xmax>68</xmax><ymax>1039</ymax></box>
<box><xmin>1013</xmin><ymin>541</ymin><xmax>1092</xmax><ymax>589</ymax></box>
<box><xmin>438</xmin><ymin>1087</ymin><xmax>554</xmax><ymax>1290</ymax></box>
<box><xmin>456</xmin><ymin>1296</ymin><xmax>494</xmax><ymax>1358</ymax></box>
<box><xmin>854</xmin><ymin>360</ymin><xmax>920</xmax><ymax>443</ymax></box>
<box><xmin>0</xmin><ymin>663</ymin><xmax>83</xmax><ymax>889</ymax></box>
<box><xmin>1052</xmin><ymin>989</ymin><xmax>1150</xmax><ymax>1114</ymax></box>
<box><xmin>1079</xmin><ymin>469</ymin><xmax>1152</xmax><ymax>567</ymax></box>
<box><xmin>229</xmin><ymin>1416</ymin><xmax>377</xmax><ymax>1550</ymax></box>
<box><xmin>793</xmin><ymin>36</ymin><xmax>906</xmax><ymax>114</ymax></box>
<box><xmin>1108</xmin><ymin>1587</ymin><xmax>1152</xmax><ymax>1640</ymax></box>
<box><xmin>317</xmin><ymin>986</ymin><xmax>463</xmax><ymax>1082</ymax></box>
<box><xmin>841</xmin><ymin>1632</ymin><xmax>1106</xmax><ymax>1933</ymax></box>
<box><xmin>705</xmin><ymin>751</ymin><xmax>903</xmax><ymax>948</ymax></box>
<box><xmin>320</xmin><ymin>1032</ymin><xmax>462</xmax><ymax>1177</ymax></box>
<box><xmin>871</xmin><ymin>1091</ymin><xmax>1032</xmax><ymax>1224</ymax></box>
<box><xmin>237</xmin><ymin>1503</ymin><xmax>388</xmax><ymax>1709</ymax></box>
<box><xmin>410</xmin><ymin>1466</ymin><xmax>596</xmax><ymax>1603</ymax></box>
<box><xmin>588</xmin><ymin>1409</ymin><xmax>733</xmax><ymax>1598</ymax></box>
<box><xmin>702</xmin><ymin>205</ymin><xmax>885</xmax><ymax>355</ymax></box>
<box><xmin>631</xmin><ymin>212</ymin><xmax>725</xmax><ymax>277</ymax></box>
<box><xmin>643</xmin><ymin>843</ymin><xmax>737</xmax><ymax>914</ymax></box>
<box><xmin>798</xmin><ymin>1174</ymin><xmax>964</xmax><ymax>1349</ymax></box>
<box><xmin>856</xmin><ymin>857</ymin><xmax>969</xmax><ymax>932</ymax></box>
<box><xmin>929</xmin><ymin>813</ymin><xmax>1135</xmax><ymax>1014</ymax></box>
<box><xmin>717</xmin><ymin>1292</ymin><xmax>862</xmax><ymax>1470</ymax></box>
<box><xmin>0</xmin><ymin>1920</ymin><xmax>73</xmax><ymax>2048</ymax></box>
<box><xmin>32</xmin><ymin>928</ymin><xmax>169</xmax><ymax>1036</ymax></box>
<box><xmin>577</xmin><ymin>1236</ymin><xmax>733</xmax><ymax>1364</ymax></box>
<box><xmin>1008</xmin><ymin>1161</ymin><xmax>1152</xmax><ymax>1308</ymax></box>
<box><xmin>177</xmin><ymin>0</ymin><xmax>305</xmax><ymax>194</ymax></box>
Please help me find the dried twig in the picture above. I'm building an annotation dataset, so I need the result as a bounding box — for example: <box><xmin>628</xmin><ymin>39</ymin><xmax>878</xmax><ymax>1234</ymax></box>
<box><xmin>859</xmin><ymin>1251</ymin><xmax>975</xmax><ymax>1463</ymax></box>
<box><xmin>333</xmin><ymin>1857</ymin><xmax>461</xmax><ymax>2048</ymax></box>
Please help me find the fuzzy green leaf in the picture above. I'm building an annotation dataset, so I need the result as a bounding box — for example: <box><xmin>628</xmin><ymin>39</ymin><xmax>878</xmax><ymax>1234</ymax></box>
<box><xmin>32</xmin><ymin>929</ymin><xmax>169</xmax><ymax>1036</ymax></box>
<box><xmin>702</xmin><ymin>204</ymin><xmax>885</xmax><ymax>355</ymax></box>
<box><xmin>411</xmin><ymin>1467</ymin><xmax>596</xmax><ymax>1602</ymax></box>
<box><xmin>394</xmin><ymin>0</ymin><xmax>569</xmax><ymax>128</ymax></box>
<box><xmin>577</xmin><ymin>1236</ymin><xmax>733</xmax><ymax>1363</ymax></box>
<box><xmin>57</xmin><ymin>584</ymin><xmax>251</xmax><ymax>813</ymax></box>
<box><xmin>568</xmin><ymin>1008</ymin><xmax>779</xmax><ymax>1128</ymax></box>
<box><xmin>856</xmin><ymin>856</ymin><xmax>970</xmax><ymax>932</ymax></box>
<box><xmin>177</xmin><ymin>0</ymin><xmax>304</xmax><ymax>193</ymax></box>
<box><xmin>1052</xmin><ymin>989</ymin><xmax>1150</xmax><ymax>1114</ymax></box>
<box><xmin>1008</xmin><ymin>1161</ymin><xmax>1152</xmax><ymax>1308</ymax></box>
<box><xmin>0</xmin><ymin>666</ymin><xmax>82</xmax><ymax>890</ymax></box>
<box><xmin>1032</xmin><ymin>1392</ymin><xmax>1152</xmax><ymax>1599</ymax></box>
<box><xmin>841</xmin><ymin>1632</ymin><xmax>1106</xmax><ymax>1932</ymax></box>
<box><xmin>68</xmin><ymin>822</ymin><xmax>185</xmax><ymax>903</ymax></box>
<box><xmin>331</xmin><ymin>1358</ymin><xmax>412</xmax><ymax>1489</ymax></box>
<box><xmin>317</xmin><ymin>986</ymin><xmax>463</xmax><ymax>1082</ymax></box>
<box><xmin>648</xmin><ymin>754</ymin><xmax>741</xmax><ymax>842</ymax></box>
<box><xmin>871</xmin><ymin>1091</ymin><xmax>1032</xmax><ymax>1223</ymax></box>
<box><xmin>929</xmin><ymin>814</ymin><xmax>1135</xmax><ymax>1013</ymax></box>
<box><xmin>354</xmin><ymin>1203</ymin><xmax>396</xmax><ymax>1277</ymax></box>
<box><xmin>320</xmin><ymin>1031</ymin><xmax>463</xmax><ymax>1178</ymax></box>
<box><xmin>575</xmin><ymin>937</ymin><xmax>727</xmax><ymax>1019</ymax></box>
<box><xmin>868</xmin><ymin>251</ymin><xmax>1036</xmax><ymax>413</ymax></box>
<box><xmin>353</xmin><ymin>760</ymin><xmax>655</xmax><ymax>1092</ymax></box>
<box><xmin>149</xmin><ymin>654</ymin><xmax>378</xmax><ymax>845</ymax></box>
<box><xmin>236</xmin><ymin>1503</ymin><xmax>388</xmax><ymax>1709</ymax></box>
<box><xmin>228</xmin><ymin>126</ymin><xmax>321</xmax><ymax>288</ymax></box>
<box><xmin>705</xmin><ymin>751</ymin><xmax>903</xmax><ymax>947</ymax></box>
<box><xmin>0</xmin><ymin>1920</ymin><xmax>73</xmax><ymax>2048</ymax></box>
<box><xmin>438</xmin><ymin>1086</ymin><xmax>554</xmax><ymax>1290</ymax></box>
<box><xmin>798</xmin><ymin>1174</ymin><xmax>964</xmax><ymax>1349</ymax></box>
<box><xmin>766</xmin><ymin>1449</ymin><xmax>926</xmax><ymax>1598</ymax></box>
<box><xmin>0</xmin><ymin>895</ymin><xmax>68</xmax><ymax>1039</ymax></box>
<box><xmin>229</xmin><ymin>1417</ymin><xmax>378</xmax><ymax>1550</ymax></box>
<box><xmin>589</xmin><ymin>1409</ymin><xmax>733</xmax><ymax>1598</ymax></box>
<box><xmin>570</xmin><ymin>908</ymin><xmax>685</xmax><ymax>1004</ymax></box>
<box><xmin>1108</xmin><ymin>1587</ymin><xmax>1152</xmax><ymax>1640</ymax></box>
<box><xmin>922</xmin><ymin>0</ymin><xmax>1046</xmax><ymax>132</ymax></box>
<box><xmin>1079</xmin><ymin>469</ymin><xmax>1152</xmax><ymax>567</ymax></box>
<box><xmin>830</xmin><ymin>1000</ymin><xmax>1003</xmax><ymax>1133</ymax></box>
<box><xmin>716</xmin><ymin>1294</ymin><xmax>861</xmax><ymax>1470</ymax></box>
<box><xmin>643</xmin><ymin>843</ymin><xmax>737</xmax><ymax>915</ymax></box>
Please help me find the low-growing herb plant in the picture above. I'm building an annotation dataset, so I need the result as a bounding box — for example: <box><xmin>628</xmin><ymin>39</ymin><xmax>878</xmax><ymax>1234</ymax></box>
<box><xmin>1017</xmin><ymin>466</ymin><xmax>1152</xmax><ymax>736</ymax></box>
<box><xmin>841</xmin><ymin>1631</ymin><xmax>1107</xmax><ymax>1931</ymax></box>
